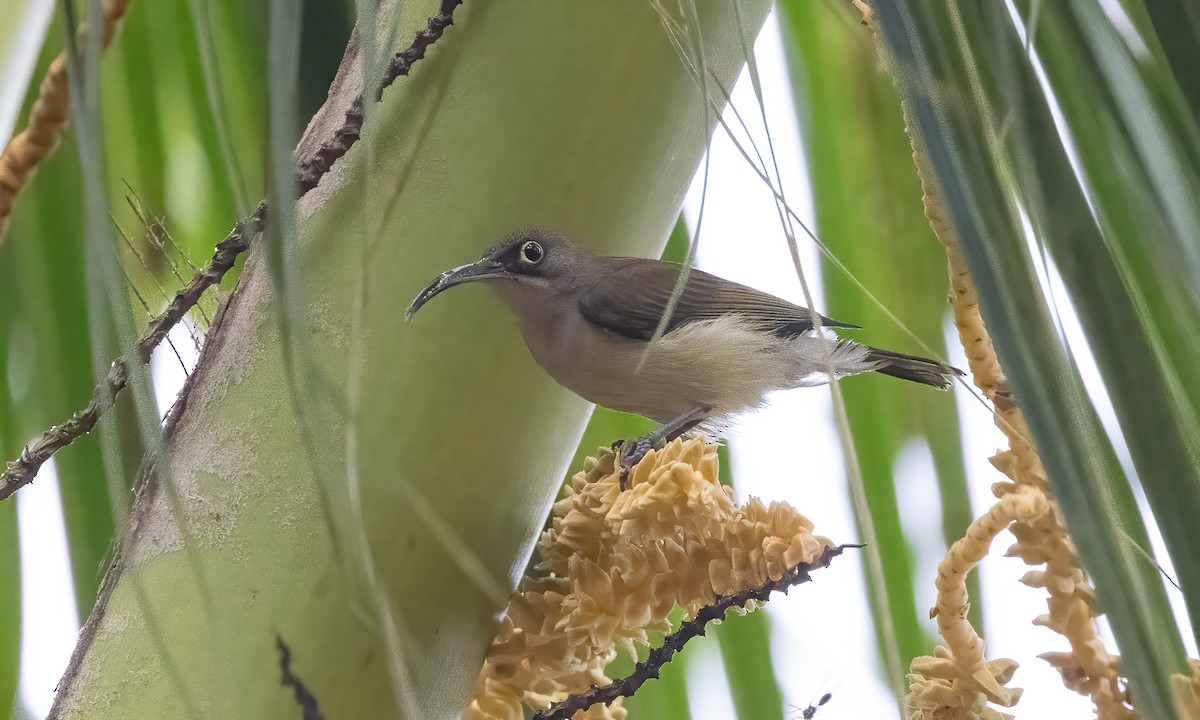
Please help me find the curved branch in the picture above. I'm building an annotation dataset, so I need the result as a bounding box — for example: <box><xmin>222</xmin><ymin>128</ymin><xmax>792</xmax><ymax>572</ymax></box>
<box><xmin>0</xmin><ymin>205</ymin><xmax>265</xmax><ymax>500</ymax></box>
<box><xmin>296</xmin><ymin>0</ymin><xmax>463</xmax><ymax>194</ymax></box>
<box><xmin>533</xmin><ymin>544</ymin><xmax>855</xmax><ymax>720</ymax></box>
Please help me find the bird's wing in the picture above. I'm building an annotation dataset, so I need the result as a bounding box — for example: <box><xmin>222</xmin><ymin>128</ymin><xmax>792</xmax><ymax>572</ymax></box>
<box><xmin>577</xmin><ymin>258</ymin><xmax>856</xmax><ymax>341</ymax></box>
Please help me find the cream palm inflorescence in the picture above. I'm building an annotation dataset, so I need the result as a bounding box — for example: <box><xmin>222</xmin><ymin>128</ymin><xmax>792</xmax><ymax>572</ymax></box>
<box><xmin>849</xmin><ymin>1</ymin><xmax>1144</xmax><ymax>712</ymax></box>
<box><xmin>464</xmin><ymin>437</ymin><xmax>832</xmax><ymax>720</ymax></box>
<box><xmin>903</xmin><ymin>137</ymin><xmax>1136</xmax><ymax>720</ymax></box>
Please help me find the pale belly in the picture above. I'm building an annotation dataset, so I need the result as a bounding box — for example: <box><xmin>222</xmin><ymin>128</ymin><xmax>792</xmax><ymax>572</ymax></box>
<box><xmin>518</xmin><ymin>313</ymin><xmax>871</xmax><ymax>424</ymax></box>
<box><xmin>520</xmin><ymin>316</ymin><xmax>695</xmax><ymax>422</ymax></box>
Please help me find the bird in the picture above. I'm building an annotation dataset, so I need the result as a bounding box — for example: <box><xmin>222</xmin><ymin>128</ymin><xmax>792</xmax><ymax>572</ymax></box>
<box><xmin>406</xmin><ymin>231</ymin><xmax>961</xmax><ymax>485</ymax></box>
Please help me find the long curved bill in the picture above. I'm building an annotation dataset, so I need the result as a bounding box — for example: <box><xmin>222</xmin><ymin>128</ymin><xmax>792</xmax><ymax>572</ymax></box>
<box><xmin>405</xmin><ymin>259</ymin><xmax>507</xmax><ymax>320</ymax></box>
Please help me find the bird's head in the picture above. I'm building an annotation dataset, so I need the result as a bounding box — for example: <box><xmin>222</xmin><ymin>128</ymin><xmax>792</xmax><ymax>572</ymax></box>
<box><xmin>406</xmin><ymin>231</ymin><xmax>584</xmax><ymax>320</ymax></box>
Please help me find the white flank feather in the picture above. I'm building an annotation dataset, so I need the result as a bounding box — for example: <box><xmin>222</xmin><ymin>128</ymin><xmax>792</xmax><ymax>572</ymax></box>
<box><xmin>518</xmin><ymin>309</ymin><xmax>875</xmax><ymax>426</ymax></box>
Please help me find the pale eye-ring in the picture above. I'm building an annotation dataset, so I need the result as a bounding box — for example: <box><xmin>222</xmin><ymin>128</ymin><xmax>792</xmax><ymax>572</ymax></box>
<box><xmin>519</xmin><ymin>240</ymin><xmax>544</xmax><ymax>266</ymax></box>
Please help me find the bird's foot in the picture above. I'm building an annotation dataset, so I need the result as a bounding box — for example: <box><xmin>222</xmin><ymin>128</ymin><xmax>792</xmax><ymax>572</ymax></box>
<box><xmin>611</xmin><ymin>406</ymin><xmax>713</xmax><ymax>490</ymax></box>
<box><xmin>613</xmin><ymin>435</ymin><xmax>663</xmax><ymax>490</ymax></box>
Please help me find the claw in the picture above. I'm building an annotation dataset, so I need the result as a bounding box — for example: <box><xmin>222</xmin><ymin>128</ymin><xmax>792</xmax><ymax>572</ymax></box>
<box><xmin>615</xmin><ymin>436</ymin><xmax>660</xmax><ymax>490</ymax></box>
<box><xmin>611</xmin><ymin>406</ymin><xmax>712</xmax><ymax>491</ymax></box>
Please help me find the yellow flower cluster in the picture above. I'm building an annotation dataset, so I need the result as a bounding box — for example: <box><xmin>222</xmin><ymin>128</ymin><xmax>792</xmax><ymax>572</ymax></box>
<box><xmin>463</xmin><ymin>438</ymin><xmax>831</xmax><ymax>720</ymax></box>
<box><xmin>905</xmin><ymin>488</ymin><xmax>1046</xmax><ymax>720</ymax></box>
<box><xmin>907</xmin><ymin>647</ymin><xmax>1019</xmax><ymax>720</ymax></box>
<box><xmin>993</xmin><ymin>415</ymin><xmax>1135</xmax><ymax>720</ymax></box>
<box><xmin>926</xmin><ymin>240</ymin><xmax>1135</xmax><ymax>719</ymax></box>
<box><xmin>850</xmin><ymin>3</ymin><xmax>1136</xmax><ymax>710</ymax></box>
<box><xmin>913</xmin><ymin>223</ymin><xmax>1129</xmax><ymax>719</ymax></box>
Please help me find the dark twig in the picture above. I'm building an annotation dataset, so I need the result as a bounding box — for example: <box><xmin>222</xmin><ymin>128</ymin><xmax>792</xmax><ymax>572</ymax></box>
<box><xmin>0</xmin><ymin>362</ymin><xmax>121</xmax><ymax>501</ymax></box>
<box><xmin>276</xmin><ymin>635</ymin><xmax>326</xmax><ymax>720</ymax></box>
<box><xmin>137</xmin><ymin>203</ymin><xmax>266</xmax><ymax>364</ymax></box>
<box><xmin>533</xmin><ymin>544</ymin><xmax>858</xmax><ymax>720</ymax></box>
<box><xmin>296</xmin><ymin>0</ymin><xmax>463</xmax><ymax>194</ymax></box>
<box><xmin>0</xmin><ymin>204</ymin><xmax>267</xmax><ymax>501</ymax></box>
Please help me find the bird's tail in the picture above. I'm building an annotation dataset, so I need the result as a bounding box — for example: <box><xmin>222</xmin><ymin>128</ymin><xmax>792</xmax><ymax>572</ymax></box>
<box><xmin>866</xmin><ymin>347</ymin><xmax>963</xmax><ymax>390</ymax></box>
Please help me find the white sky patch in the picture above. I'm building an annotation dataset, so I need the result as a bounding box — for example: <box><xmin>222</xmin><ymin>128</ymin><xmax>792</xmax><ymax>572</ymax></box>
<box><xmin>17</xmin><ymin>458</ymin><xmax>80</xmax><ymax>718</ymax></box>
<box><xmin>149</xmin><ymin>317</ymin><xmax>203</xmax><ymax>420</ymax></box>
<box><xmin>893</xmin><ymin>439</ymin><xmax>942</xmax><ymax>621</ymax></box>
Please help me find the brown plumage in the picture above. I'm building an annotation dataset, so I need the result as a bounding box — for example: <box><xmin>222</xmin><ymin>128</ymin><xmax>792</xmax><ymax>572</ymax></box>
<box><xmin>408</xmin><ymin>231</ymin><xmax>961</xmax><ymax>429</ymax></box>
<box><xmin>577</xmin><ymin>258</ymin><xmax>858</xmax><ymax>341</ymax></box>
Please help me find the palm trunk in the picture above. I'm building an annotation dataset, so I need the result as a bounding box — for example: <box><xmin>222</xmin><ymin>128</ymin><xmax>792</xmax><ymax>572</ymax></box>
<box><xmin>50</xmin><ymin>2</ymin><xmax>771</xmax><ymax>718</ymax></box>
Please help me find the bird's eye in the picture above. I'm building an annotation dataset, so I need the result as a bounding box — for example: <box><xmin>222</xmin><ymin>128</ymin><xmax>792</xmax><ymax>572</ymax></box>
<box><xmin>519</xmin><ymin>240</ymin><xmax>544</xmax><ymax>266</ymax></box>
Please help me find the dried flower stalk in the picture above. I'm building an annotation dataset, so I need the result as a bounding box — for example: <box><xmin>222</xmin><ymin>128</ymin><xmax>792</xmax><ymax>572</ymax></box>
<box><xmin>850</xmin><ymin>3</ymin><xmax>1135</xmax><ymax>718</ymax></box>
<box><xmin>906</xmin><ymin>488</ymin><xmax>1046</xmax><ymax>720</ymax></box>
<box><xmin>0</xmin><ymin>0</ymin><xmax>132</xmax><ymax>245</ymax></box>
<box><xmin>535</xmin><ymin>544</ymin><xmax>849</xmax><ymax>720</ymax></box>
<box><xmin>464</xmin><ymin>438</ymin><xmax>833</xmax><ymax>720</ymax></box>
<box><xmin>919</xmin><ymin>85</ymin><xmax>1135</xmax><ymax>720</ymax></box>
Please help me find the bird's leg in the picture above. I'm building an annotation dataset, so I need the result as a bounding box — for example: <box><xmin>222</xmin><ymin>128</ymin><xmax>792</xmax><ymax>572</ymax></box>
<box><xmin>614</xmin><ymin>406</ymin><xmax>711</xmax><ymax>490</ymax></box>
